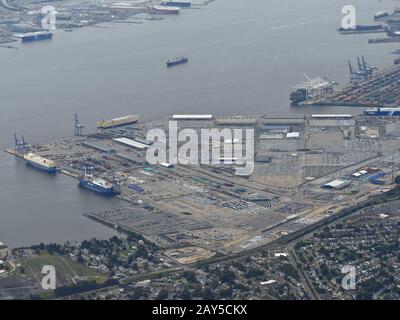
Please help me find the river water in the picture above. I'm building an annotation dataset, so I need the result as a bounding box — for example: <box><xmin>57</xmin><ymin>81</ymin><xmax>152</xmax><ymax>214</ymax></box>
<box><xmin>0</xmin><ymin>0</ymin><xmax>397</xmax><ymax>247</ymax></box>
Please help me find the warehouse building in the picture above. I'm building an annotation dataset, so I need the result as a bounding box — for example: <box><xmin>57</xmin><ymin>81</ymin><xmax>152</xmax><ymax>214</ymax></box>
<box><xmin>113</xmin><ymin>137</ymin><xmax>149</xmax><ymax>150</ymax></box>
<box><xmin>215</xmin><ymin>116</ymin><xmax>257</xmax><ymax>126</ymax></box>
<box><xmin>322</xmin><ymin>179</ymin><xmax>350</xmax><ymax>190</ymax></box>
<box><xmin>172</xmin><ymin>114</ymin><xmax>213</xmax><ymax>120</ymax></box>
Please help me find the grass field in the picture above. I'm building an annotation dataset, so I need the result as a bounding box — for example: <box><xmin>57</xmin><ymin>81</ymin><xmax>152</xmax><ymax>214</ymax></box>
<box><xmin>20</xmin><ymin>252</ymin><xmax>107</xmax><ymax>288</ymax></box>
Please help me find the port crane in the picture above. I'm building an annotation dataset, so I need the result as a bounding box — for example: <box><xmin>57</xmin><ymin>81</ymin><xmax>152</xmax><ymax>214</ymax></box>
<box><xmin>349</xmin><ymin>56</ymin><xmax>377</xmax><ymax>82</ymax></box>
<box><xmin>14</xmin><ymin>133</ymin><xmax>29</xmax><ymax>154</ymax></box>
<box><xmin>74</xmin><ymin>113</ymin><xmax>85</xmax><ymax>136</ymax></box>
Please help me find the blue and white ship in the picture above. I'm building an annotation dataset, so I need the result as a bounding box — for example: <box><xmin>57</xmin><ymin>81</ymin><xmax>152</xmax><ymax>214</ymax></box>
<box><xmin>79</xmin><ymin>174</ymin><xmax>119</xmax><ymax>196</ymax></box>
<box><xmin>19</xmin><ymin>31</ymin><xmax>53</xmax><ymax>43</ymax></box>
<box><xmin>24</xmin><ymin>153</ymin><xmax>57</xmax><ymax>173</ymax></box>
<box><xmin>161</xmin><ymin>0</ymin><xmax>191</xmax><ymax>8</ymax></box>
<box><xmin>364</xmin><ymin>107</ymin><xmax>400</xmax><ymax>117</ymax></box>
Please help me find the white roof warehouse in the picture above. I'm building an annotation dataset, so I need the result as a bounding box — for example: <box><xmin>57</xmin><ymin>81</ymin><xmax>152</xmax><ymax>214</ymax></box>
<box><xmin>113</xmin><ymin>137</ymin><xmax>149</xmax><ymax>150</ymax></box>
<box><xmin>322</xmin><ymin>179</ymin><xmax>350</xmax><ymax>190</ymax></box>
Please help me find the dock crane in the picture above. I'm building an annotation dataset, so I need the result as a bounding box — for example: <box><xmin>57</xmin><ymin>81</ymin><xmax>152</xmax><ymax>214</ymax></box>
<box><xmin>74</xmin><ymin>113</ymin><xmax>85</xmax><ymax>136</ymax></box>
<box><xmin>14</xmin><ymin>133</ymin><xmax>29</xmax><ymax>154</ymax></box>
<box><xmin>349</xmin><ymin>56</ymin><xmax>377</xmax><ymax>82</ymax></box>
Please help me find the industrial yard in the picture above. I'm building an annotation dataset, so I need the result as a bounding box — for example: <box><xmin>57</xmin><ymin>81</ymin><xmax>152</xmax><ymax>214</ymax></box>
<box><xmin>6</xmin><ymin>111</ymin><xmax>400</xmax><ymax>263</ymax></box>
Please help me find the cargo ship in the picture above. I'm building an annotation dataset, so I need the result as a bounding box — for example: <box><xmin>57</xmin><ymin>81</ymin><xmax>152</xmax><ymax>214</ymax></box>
<box><xmin>97</xmin><ymin>115</ymin><xmax>138</xmax><ymax>129</ymax></box>
<box><xmin>364</xmin><ymin>107</ymin><xmax>400</xmax><ymax>117</ymax></box>
<box><xmin>19</xmin><ymin>31</ymin><xmax>53</xmax><ymax>43</ymax></box>
<box><xmin>167</xmin><ymin>56</ymin><xmax>188</xmax><ymax>67</ymax></box>
<box><xmin>79</xmin><ymin>174</ymin><xmax>119</xmax><ymax>196</ymax></box>
<box><xmin>24</xmin><ymin>153</ymin><xmax>57</xmax><ymax>173</ymax></box>
<box><xmin>149</xmin><ymin>4</ymin><xmax>180</xmax><ymax>14</ymax></box>
<box><xmin>290</xmin><ymin>89</ymin><xmax>307</xmax><ymax>105</ymax></box>
<box><xmin>374</xmin><ymin>10</ymin><xmax>390</xmax><ymax>20</ymax></box>
<box><xmin>290</xmin><ymin>76</ymin><xmax>336</xmax><ymax>105</ymax></box>
<box><xmin>161</xmin><ymin>0</ymin><xmax>191</xmax><ymax>7</ymax></box>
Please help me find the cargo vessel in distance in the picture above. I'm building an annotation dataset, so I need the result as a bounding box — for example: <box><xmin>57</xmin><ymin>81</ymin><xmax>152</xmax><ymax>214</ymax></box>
<box><xmin>149</xmin><ymin>4</ymin><xmax>180</xmax><ymax>14</ymax></box>
<box><xmin>167</xmin><ymin>56</ymin><xmax>188</xmax><ymax>67</ymax></box>
<box><xmin>24</xmin><ymin>153</ymin><xmax>57</xmax><ymax>173</ymax></box>
<box><xmin>79</xmin><ymin>174</ymin><xmax>119</xmax><ymax>196</ymax></box>
<box><xmin>97</xmin><ymin>115</ymin><xmax>138</xmax><ymax>129</ymax></box>
<box><xmin>374</xmin><ymin>10</ymin><xmax>390</xmax><ymax>20</ymax></box>
<box><xmin>19</xmin><ymin>31</ymin><xmax>53</xmax><ymax>43</ymax></box>
<box><xmin>161</xmin><ymin>0</ymin><xmax>191</xmax><ymax>7</ymax></box>
<box><xmin>364</xmin><ymin>107</ymin><xmax>400</xmax><ymax>117</ymax></box>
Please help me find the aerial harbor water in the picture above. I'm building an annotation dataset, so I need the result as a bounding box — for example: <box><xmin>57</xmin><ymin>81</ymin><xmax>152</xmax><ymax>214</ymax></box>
<box><xmin>0</xmin><ymin>0</ymin><xmax>398</xmax><ymax>247</ymax></box>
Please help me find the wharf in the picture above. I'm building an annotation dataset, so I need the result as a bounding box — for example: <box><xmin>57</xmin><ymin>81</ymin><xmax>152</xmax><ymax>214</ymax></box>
<box><xmin>369</xmin><ymin>37</ymin><xmax>400</xmax><ymax>43</ymax></box>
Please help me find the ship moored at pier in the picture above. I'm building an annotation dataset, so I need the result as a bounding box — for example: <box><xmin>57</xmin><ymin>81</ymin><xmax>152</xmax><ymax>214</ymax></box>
<box><xmin>364</xmin><ymin>107</ymin><xmax>400</xmax><ymax>117</ymax></box>
<box><xmin>161</xmin><ymin>0</ymin><xmax>191</xmax><ymax>7</ymax></box>
<box><xmin>19</xmin><ymin>31</ymin><xmax>53</xmax><ymax>43</ymax></box>
<box><xmin>290</xmin><ymin>76</ymin><xmax>337</xmax><ymax>105</ymax></box>
<box><xmin>24</xmin><ymin>153</ymin><xmax>57</xmax><ymax>173</ymax></box>
<box><xmin>149</xmin><ymin>4</ymin><xmax>180</xmax><ymax>14</ymax></box>
<box><xmin>79</xmin><ymin>174</ymin><xmax>119</xmax><ymax>196</ymax></box>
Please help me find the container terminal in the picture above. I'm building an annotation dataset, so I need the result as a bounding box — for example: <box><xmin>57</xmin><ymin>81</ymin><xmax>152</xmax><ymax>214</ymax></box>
<box><xmin>6</xmin><ymin>111</ymin><xmax>400</xmax><ymax>261</ymax></box>
<box><xmin>292</xmin><ymin>62</ymin><xmax>400</xmax><ymax>108</ymax></box>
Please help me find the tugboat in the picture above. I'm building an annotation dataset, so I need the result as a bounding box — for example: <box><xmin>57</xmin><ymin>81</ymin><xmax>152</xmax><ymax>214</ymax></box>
<box><xmin>166</xmin><ymin>56</ymin><xmax>188</xmax><ymax>68</ymax></box>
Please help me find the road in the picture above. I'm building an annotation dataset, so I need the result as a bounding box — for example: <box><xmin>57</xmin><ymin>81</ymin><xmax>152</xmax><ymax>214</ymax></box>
<box><xmin>286</xmin><ymin>248</ymin><xmax>320</xmax><ymax>300</ymax></box>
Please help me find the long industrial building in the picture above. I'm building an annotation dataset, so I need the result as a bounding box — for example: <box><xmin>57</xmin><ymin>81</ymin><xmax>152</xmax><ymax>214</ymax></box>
<box><xmin>172</xmin><ymin>114</ymin><xmax>213</xmax><ymax>120</ymax></box>
<box><xmin>113</xmin><ymin>137</ymin><xmax>149</xmax><ymax>150</ymax></box>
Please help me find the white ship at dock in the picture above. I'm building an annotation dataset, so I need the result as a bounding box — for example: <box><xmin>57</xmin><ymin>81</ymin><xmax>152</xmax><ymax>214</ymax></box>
<box><xmin>23</xmin><ymin>153</ymin><xmax>57</xmax><ymax>173</ymax></box>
